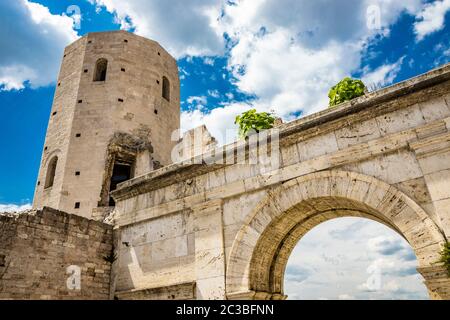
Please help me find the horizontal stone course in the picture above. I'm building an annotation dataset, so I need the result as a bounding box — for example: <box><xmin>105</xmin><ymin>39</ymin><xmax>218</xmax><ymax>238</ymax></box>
<box><xmin>0</xmin><ymin>207</ymin><xmax>113</xmax><ymax>300</ymax></box>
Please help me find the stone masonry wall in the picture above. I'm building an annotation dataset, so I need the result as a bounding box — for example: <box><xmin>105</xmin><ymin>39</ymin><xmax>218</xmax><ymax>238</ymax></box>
<box><xmin>110</xmin><ymin>63</ymin><xmax>450</xmax><ymax>299</ymax></box>
<box><xmin>0</xmin><ymin>207</ymin><xmax>113</xmax><ymax>299</ymax></box>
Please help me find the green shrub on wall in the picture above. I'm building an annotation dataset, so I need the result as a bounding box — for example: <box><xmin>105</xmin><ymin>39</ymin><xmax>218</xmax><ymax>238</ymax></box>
<box><xmin>235</xmin><ymin>109</ymin><xmax>276</xmax><ymax>139</ymax></box>
<box><xmin>439</xmin><ymin>242</ymin><xmax>450</xmax><ymax>276</ymax></box>
<box><xmin>328</xmin><ymin>77</ymin><xmax>366</xmax><ymax>107</ymax></box>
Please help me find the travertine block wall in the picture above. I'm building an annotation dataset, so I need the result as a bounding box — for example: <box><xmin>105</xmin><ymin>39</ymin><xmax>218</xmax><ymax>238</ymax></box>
<box><xmin>0</xmin><ymin>208</ymin><xmax>113</xmax><ymax>300</ymax></box>
<box><xmin>111</xmin><ymin>64</ymin><xmax>450</xmax><ymax>300</ymax></box>
<box><xmin>25</xmin><ymin>30</ymin><xmax>449</xmax><ymax>300</ymax></box>
<box><xmin>33</xmin><ymin>30</ymin><xmax>180</xmax><ymax>219</ymax></box>
<box><xmin>115</xmin><ymin>210</ymin><xmax>195</xmax><ymax>295</ymax></box>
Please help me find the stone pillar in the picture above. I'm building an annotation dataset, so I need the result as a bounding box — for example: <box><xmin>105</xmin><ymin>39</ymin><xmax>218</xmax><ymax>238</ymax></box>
<box><xmin>134</xmin><ymin>150</ymin><xmax>154</xmax><ymax>177</ymax></box>
<box><xmin>410</xmin><ymin>131</ymin><xmax>450</xmax><ymax>238</ymax></box>
<box><xmin>411</xmin><ymin>133</ymin><xmax>450</xmax><ymax>300</ymax></box>
<box><xmin>192</xmin><ymin>199</ymin><xmax>226</xmax><ymax>299</ymax></box>
<box><xmin>418</xmin><ymin>266</ymin><xmax>450</xmax><ymax>300</ymax></box>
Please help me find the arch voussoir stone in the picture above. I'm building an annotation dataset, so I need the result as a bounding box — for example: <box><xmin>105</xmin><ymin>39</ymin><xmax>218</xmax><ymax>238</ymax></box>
<box><xmin>226</xmin><ymin>170</ymin><xmax>448</xmax><ymax>300</ymax></box>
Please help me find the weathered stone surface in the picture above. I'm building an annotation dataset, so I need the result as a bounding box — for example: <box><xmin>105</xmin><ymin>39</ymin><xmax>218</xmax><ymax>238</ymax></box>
<box><xmin>115</xmin><ymin>282</ymin><xmax>196</xmax><ymax>300</ymax></box>
<box><xmin>0</xmin><ymin>208</ymin><xmax>113</xmax><ymax>300</ymax></box>
<box><xmin>110</xmin><ymin>63</ymin><xmax>450</xmax><ymax>300</ymax></box>
<box><xmin>22</xmin><ymin>32</ymin><xmax>450</xmax><ymax>300</ymax></box>
<box><xmin>33</xmin><ymin>30</ymin><xmax>180</xmax><ymax>219</ymax></box>
<box><xmin>335</xmin><ymin>118</ymin><xmax>381</xmax><ymax>149</ymax></box>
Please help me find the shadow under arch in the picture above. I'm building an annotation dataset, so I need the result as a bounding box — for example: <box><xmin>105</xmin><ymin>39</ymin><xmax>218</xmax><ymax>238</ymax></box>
<box><xmin>225</xmin><ymin>170</ymin><xmax>446</xmax><ymax>300</ymax></box>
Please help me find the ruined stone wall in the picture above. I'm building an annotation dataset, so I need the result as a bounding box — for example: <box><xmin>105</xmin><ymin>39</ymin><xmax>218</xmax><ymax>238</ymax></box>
<box><xmin>0</xmin><ymin>208</ymin><xmax>113</xmax><ymax>300</ymax></box>
<box><xmin>175</xmin><ymin>125</ymin><xmax>218</xmax><ymax>162</ymax></box>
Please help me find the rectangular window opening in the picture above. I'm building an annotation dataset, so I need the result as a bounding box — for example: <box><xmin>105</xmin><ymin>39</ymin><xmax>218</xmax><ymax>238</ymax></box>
<box><xmin>109</xmin><ymin>162</ymin><xmax>133</xmax><ymax>206</ymax></box>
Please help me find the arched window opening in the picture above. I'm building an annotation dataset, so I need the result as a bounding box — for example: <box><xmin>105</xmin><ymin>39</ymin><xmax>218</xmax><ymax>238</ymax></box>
<box><xmin>44</xmin><ymin>156</ymin><xmax>58</xmax><ymax>189</ymax></box>
<box><xmin>94</xmin><ymin>58</ymin><xmax>108</xmax><ymax>82</ymax></box>
<box><xmin>162</xmin><ymin>76</ymin><xmax>170</xmax><ymax>101</ymax></box>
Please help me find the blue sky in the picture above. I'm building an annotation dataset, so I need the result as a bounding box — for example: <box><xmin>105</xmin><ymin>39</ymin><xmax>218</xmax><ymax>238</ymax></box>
<box><xmin>1</xmin><ymin>0</ymin><xmax>449</xmax><ymax>299</ymax></box>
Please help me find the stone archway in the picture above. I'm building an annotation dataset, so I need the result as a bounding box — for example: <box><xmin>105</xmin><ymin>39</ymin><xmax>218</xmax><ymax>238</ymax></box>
<box><xmin>226</xmin><ymin>170</ymin><xmax>448</xmax><ymax>300</ymax></box>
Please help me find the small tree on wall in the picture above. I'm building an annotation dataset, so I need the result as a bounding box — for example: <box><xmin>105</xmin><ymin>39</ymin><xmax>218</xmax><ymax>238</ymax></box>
<box><xmin>328</xmin><ymin>77</ymin><xmax>366</xmax><ymax>107</ymax></box>
<box><xmin>235</xmin><ymin>109</ymin><xmax>276</xmax><ymax>139</ymax></box>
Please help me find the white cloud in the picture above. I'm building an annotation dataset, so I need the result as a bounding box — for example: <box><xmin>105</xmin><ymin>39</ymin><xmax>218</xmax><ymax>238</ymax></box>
<box><xmin>84</xmin><ymin>1</ymin><xmax>431</xmax><ymax>144</ymax></box>
<box><xmin>186</xmin><ymin>95</ymin><xmax>208</xmax><ymax>106</ymax></box>
<box><xmin>89</xmin><ymin>0</ymin><xmax>225</xmax><ymax>58</ymax></box>
<box><xmin>203</xmin><ymin>57</ymin><xmax>215</xmax><ymax>66</ymax></box>
<box><xmin>384</xmin><ymin>280</ymin><xmax>400</xmax><ymax>293</ymax></box>
<box><xmin>227</xmin><ymin>28</ymin><xmax>360</xmax><ymax>117</ymax></box>
<box><xmin>207</xmin><ymin>89</ymin><xmax>220</xmax><ymax>98</ymax></box>
<box><xmin>181</xmin><ymin>103</ymin><xmax>247</xmax><ymax>145</ymax></box>
<box><xmin>367</xmin><ymin>236</ymin><xmax>406</xmax><ymax>256</ymax></box>
<box><xmin>190</xmin><ymin>0</ymin><xmax>422</xmax><ymax>144</ymax></box>
<box><xmin>0</xmin><ymin>1</ymin><xmax>79</xmax><ymax>91</ymax></box>
<box><xmin>362</xmin><ymin>57</ymin><xmax>405</xmax><ymax>90</ymax></box>
<box><xmin>284</xmin><ymin>218</ymin><xmax>428</xmax><ymax>300</ymax></box>
<box><xmin>219</xmin><ymin>1</ymin><xmax>423</xmax><ymax>118</ymax></box>
<box><xmin>0</xmin><ymin>203</ymin><xmax>32</xmax><ymax>213</ymax></box>
<box><xmin>414</xmin><ymin>0</ymin><xmax>450</xmax><ymax>41</ymax></box>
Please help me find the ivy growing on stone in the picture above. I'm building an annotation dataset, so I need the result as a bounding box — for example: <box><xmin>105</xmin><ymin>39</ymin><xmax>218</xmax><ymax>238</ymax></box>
<box><xmin>235</xmin><ymin>109</ymin><xmax>275</xmax><ymax>139</ymax></box>
<box><xmin>328</xmin><ymin>77</ymin><xmax>366</xmax><ymax>107</ymax></box>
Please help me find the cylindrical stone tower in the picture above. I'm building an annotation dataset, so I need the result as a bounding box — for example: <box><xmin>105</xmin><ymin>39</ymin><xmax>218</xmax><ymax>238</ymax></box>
<box><xmin>33</xmin><ymin>30</ymin><xmax>180</xmax><ymax>219</ymax></box>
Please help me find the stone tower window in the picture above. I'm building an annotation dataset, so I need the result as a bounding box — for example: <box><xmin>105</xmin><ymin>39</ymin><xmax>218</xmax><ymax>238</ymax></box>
<box><xmin>44</xmin><ymin>156</ymin><xmax>58</xmax><ymax>189</ymax></box>
<box><xmin>109</xmin><ymin>162</ymin><xmax>133</xmax><ymax>206</ymax></box>
<box><xmin>94</xmin><ymin>58</ymin><xmax>108</xmax><ymax>82</ymax></box>
<box><xmin>162</xmin><ymin>76</ymin><xmax>170</xmax><ymax>101</ymax></box>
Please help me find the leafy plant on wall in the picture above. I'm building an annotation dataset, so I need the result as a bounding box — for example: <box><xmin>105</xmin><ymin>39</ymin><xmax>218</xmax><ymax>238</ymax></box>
<box><xmin>235</xmin><ymin>109</ymin><xmax>276</xmax><ymax>139</ymax></box>
<box><xmin>439</xmin><ymin>242</ymin><xmax>450</xmax><ymax>276</ymax></box>
<box><xmin>328</xmin><ymin>77</ymin><xmax>366</xmax><ymax>107</ymax></box>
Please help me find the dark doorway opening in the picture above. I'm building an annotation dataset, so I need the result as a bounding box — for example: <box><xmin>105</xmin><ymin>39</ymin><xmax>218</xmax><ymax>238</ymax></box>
<box><xmin>109</xmin><ymin>162</ymin><xmax>132</xmax><ymax>206</ymax></box>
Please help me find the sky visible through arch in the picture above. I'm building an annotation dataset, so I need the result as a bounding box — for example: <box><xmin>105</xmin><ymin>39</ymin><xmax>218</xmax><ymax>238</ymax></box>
<box><xmin>0</xmin><ymin>0</ymin><xmax>449</xmax><ymax>299</ymax></box>
<box><xmin>285</xmin><ymin>218</ymin><xmax>428</xmax><ymax>300</ymax></box>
